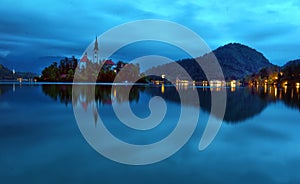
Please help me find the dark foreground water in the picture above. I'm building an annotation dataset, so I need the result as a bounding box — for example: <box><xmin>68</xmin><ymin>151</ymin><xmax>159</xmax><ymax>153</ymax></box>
<box><xmin>0</xmin><ymin>83</ymin><xmax>300</xmax><ymax>184</ymax></box>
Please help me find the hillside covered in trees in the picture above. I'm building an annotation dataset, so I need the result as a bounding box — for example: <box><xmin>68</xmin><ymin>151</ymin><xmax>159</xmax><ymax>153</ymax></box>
<box><xmin>246</xmin><ymin>59</ymin><xmax>300</xmax><ymax>86</ymax></box>
<box><xmin>0</xmin><ymin>64</ymin><xmax>36</xmax><ymax>80</ymax></box>
<box><xmin>146</xmin><ymin>43</ymin><xmax>273</xmax><ymax>81</ymax></box>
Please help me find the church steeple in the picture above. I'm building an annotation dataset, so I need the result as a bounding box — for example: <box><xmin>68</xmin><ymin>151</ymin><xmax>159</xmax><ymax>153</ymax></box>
<box><xmin>93</xmin><ymin>36</ymin><xmax>99</xmax><ymax>63</ymax></box>
<box><xmin>94</xmin><ymin>36</ymin><xmax>99</xmax><ymax>51</ymax></box>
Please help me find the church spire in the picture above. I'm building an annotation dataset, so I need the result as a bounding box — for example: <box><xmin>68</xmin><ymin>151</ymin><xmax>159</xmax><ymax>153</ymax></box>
<box><xmin>94</xmin><ymin>36</ymin><xmax>98</xmax><ymax>51</ymax></box>
<box><xmin>93</xmin><ymin>36</ymin><xmax>99</xmax><ymax>63</ymax></box>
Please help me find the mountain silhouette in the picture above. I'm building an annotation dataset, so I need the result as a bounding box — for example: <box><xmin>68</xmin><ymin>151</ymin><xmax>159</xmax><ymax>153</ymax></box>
<box><xmin>0</xmin><ymin>64</ymin><xmax>13</xmax><ymax>80</ymax></box>
<box><xmin>0</xmin><ymin>63</ymin><xmax>36</xmax><ymax>80</ymax></box>
<box><xmin>146</xmin><ymin>43</ymin><xmax>273</xmax><ymax>80</ymax></box>
<box><xmin>282</xmin><ymin>59</ymin><xmax>300</xmax><ymax>69</ymax></box>
<box><xmin>213</xmin><ymin>43</ymin><xmax>273</xmax><ymax>79</ymax></box>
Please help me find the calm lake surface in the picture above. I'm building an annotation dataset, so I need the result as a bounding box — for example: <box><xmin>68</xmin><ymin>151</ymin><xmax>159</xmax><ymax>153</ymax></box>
<box><xmin>0</xmin><ymin>82</ymin><xmax>300</xmax><ymax>184</ymax></box>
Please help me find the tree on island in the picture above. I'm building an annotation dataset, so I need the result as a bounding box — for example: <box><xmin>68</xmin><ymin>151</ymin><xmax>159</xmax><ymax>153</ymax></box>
<box><xmin>39</xmin><ymin>56</ymin><xmax>143</xmax><ymax>83</ymax></box>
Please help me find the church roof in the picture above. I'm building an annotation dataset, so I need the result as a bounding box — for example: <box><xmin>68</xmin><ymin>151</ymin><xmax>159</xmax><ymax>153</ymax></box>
<box><xmin>80</xmin><ymin>53</ymin><xmax>88</xmax><ymax>62</ymax></box>
<box><xmin>104</xmin><ymin>59</ymin><xmax>115</xmax><ymax>65</ymax></box>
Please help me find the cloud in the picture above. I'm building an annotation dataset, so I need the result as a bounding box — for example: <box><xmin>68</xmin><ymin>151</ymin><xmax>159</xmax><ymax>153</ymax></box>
<box><xmin>0</xmin><ymin>0</ymin><xmax>299</xmax><ymax>72</ymax></box>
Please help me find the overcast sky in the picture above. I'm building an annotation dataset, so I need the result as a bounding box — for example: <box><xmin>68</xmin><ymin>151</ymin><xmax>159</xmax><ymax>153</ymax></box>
<box><xmin>0</xmin><ymin>0</ymin><xmax>299</xmax><ymax>73</ymax></box>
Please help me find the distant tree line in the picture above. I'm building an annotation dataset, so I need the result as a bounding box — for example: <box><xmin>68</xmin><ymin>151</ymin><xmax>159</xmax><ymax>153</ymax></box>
<box><xmin>0</xmin><ymin>64</ymin><xmax>36</xmax><ymax>80</ymax></box>
<box><xmin>38</xmin><ymin>56</ymin><xmax>145</xmax><ymax>83</ymax></box>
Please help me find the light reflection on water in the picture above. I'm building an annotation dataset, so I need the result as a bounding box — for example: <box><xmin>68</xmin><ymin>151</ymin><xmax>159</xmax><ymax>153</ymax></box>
<box><xmin>0</xmin><ymin>83</ymin><xmax>299</xmax><ymax>184</ymax></box>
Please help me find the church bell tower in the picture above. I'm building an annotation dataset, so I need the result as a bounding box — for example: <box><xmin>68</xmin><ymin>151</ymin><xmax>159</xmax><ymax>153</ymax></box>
<box><xmin>93</xmin><ymin>36</ymin><xmax>99</xmax><ymax>63</ymax></box>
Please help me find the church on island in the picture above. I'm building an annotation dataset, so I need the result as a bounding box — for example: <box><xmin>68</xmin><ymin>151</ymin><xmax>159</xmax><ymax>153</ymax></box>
<box><xmin>79</xmin><ymin>36</ymin><xmax>121</xmax><ymax>72</ymax></box>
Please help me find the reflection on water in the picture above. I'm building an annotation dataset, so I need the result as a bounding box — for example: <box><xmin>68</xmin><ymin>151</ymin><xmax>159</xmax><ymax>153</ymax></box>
<box><xmin>1</xmin><ymin>83</ymin><xmax>299</xmax><ymax>124</ymax></box>
<box><xmin>37</xmin><ymin>84</ymin><xmax>300</xmax><ymax>123</ymax></box>
<box><xmin>42</xmin><ymin>84</ymin><xmax>145</xmax><ymax>107</ymax></box>
<box><xmin>0</xmin><ymin>83</ymin><xmax>300</xmax><ymax>184</ymax></box>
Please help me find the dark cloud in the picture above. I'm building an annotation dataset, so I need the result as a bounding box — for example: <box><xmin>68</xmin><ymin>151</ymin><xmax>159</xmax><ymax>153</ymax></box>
<box><xmin>0</xmin><ymin>0</ymin><xmax>299</xmax><ymax>73</ymax></box>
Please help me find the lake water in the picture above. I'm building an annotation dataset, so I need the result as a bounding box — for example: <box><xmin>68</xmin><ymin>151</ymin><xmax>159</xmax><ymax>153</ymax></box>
<box><xmin>0</xmin><ymin>82</ymin><xmax>300</xmax><ymax>184</ymax></box>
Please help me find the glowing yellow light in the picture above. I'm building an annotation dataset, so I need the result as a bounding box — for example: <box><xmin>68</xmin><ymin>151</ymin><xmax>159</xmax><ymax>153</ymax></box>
<box><xmin>161</xmin><ymin>84</ymin><xmax>165</xmax><ymax>94</ymax></box>
<box><xmin>279</xmin><ymin>89</ymin><xmax>282</xmax><ymax>99</ymax></box>
<box><xmin>231</xmin><ymin>87</ymin><xmax>235</xmax><ymax>92</ymax></box>
<box><xmin>284</xmin><ymin>85</ymin><xmax>287</xmax><ymax>94</ymax></box>
<box><xmin>113</xmin><ymin>87</ymin><xmax>116</xmax><ymax>97</ymax></box>
<box><xmin>296</xmin><ymin>83</ymin><xmax>300</xmax><ymax>88</ymax></box>
<box><xmin>210</xmin><ymin>80</ymin><xmax>223</xmax><ymax>87</ymax></box>
<box><xmin>274</xmin><ymin>87</ymin><xmax>277</xmax><ymax>97</ymax></box>
<box><xmin>230</xmin><ymin>80</ymin><xmax>236</xmax><ymax>88</ymax></box>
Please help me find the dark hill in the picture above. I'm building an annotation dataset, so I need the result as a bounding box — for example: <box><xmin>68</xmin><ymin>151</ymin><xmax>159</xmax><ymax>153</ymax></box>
<box><xmin>280</xmin><ymin>59</ymin><xmax>300</xmax><ymax>83</ymax></box>
<box><xmin>213</xmin><ymin>43</ymin><xmax>273</xmax><ymax>79</ymax></box>
<box><xmin>0</xmin><ymin>63</ymin><xmax>37</xmax><ymax>80</ymax></box>
<box><xmin>146</xmin><ymin>43</ymin><xmax>273</xmax><ymax>80</ymax></box>
<box><xmin>281</xmin><ymin>59</ymin><xmax>300</xmax><ymax>69</ymax></box>
<box><xmin>0</xmin><ymin>64</ymin><xmax>13</xmax><ymax>79</ymax></box>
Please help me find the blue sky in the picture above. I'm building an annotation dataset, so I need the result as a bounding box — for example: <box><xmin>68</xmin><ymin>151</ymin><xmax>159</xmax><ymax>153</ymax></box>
<box><xmin>0</xmin><ymin>0</ymin><xmax>299</xmax><ymax>73</ymax></box>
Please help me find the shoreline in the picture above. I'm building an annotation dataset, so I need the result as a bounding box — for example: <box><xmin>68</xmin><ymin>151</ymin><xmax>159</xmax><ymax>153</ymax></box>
<box><xmin>1</xmin><ymin>81</ymin><xmax>299</xmax><ymax>88</ymax></box>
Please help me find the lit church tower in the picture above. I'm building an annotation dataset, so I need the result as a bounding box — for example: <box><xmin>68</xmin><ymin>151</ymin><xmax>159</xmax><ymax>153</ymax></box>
<box><xmin>93</xmin><ymin>36</ymin><xmax>99</xmax><ymax>63</ymax></box>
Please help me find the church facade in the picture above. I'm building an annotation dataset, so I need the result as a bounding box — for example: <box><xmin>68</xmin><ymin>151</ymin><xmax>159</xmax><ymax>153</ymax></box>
<box><xmin>79</xmin><ymin>37</ymin><xmax>117</xmax><ymax>71</ymax></box>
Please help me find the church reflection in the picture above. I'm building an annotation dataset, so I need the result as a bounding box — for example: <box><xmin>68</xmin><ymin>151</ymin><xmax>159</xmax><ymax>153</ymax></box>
<box><xmin>38</xmin><ymin>84</ymin><xmax>300</xmax><ymax>123</ymax></box>
<box><xmin>42</xmin><ymin>84</ymin><xmax>145</xmax><ymax>107</ymax></box>
<box><xmin>41</xmin><ymin>84</ymin><xmax>146</xmax><ymax>127</ymax></box>
<box><xmin>0</xmin><ymin>83</ymin><xmax>298</xmax><ymax>126</ymax></box>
